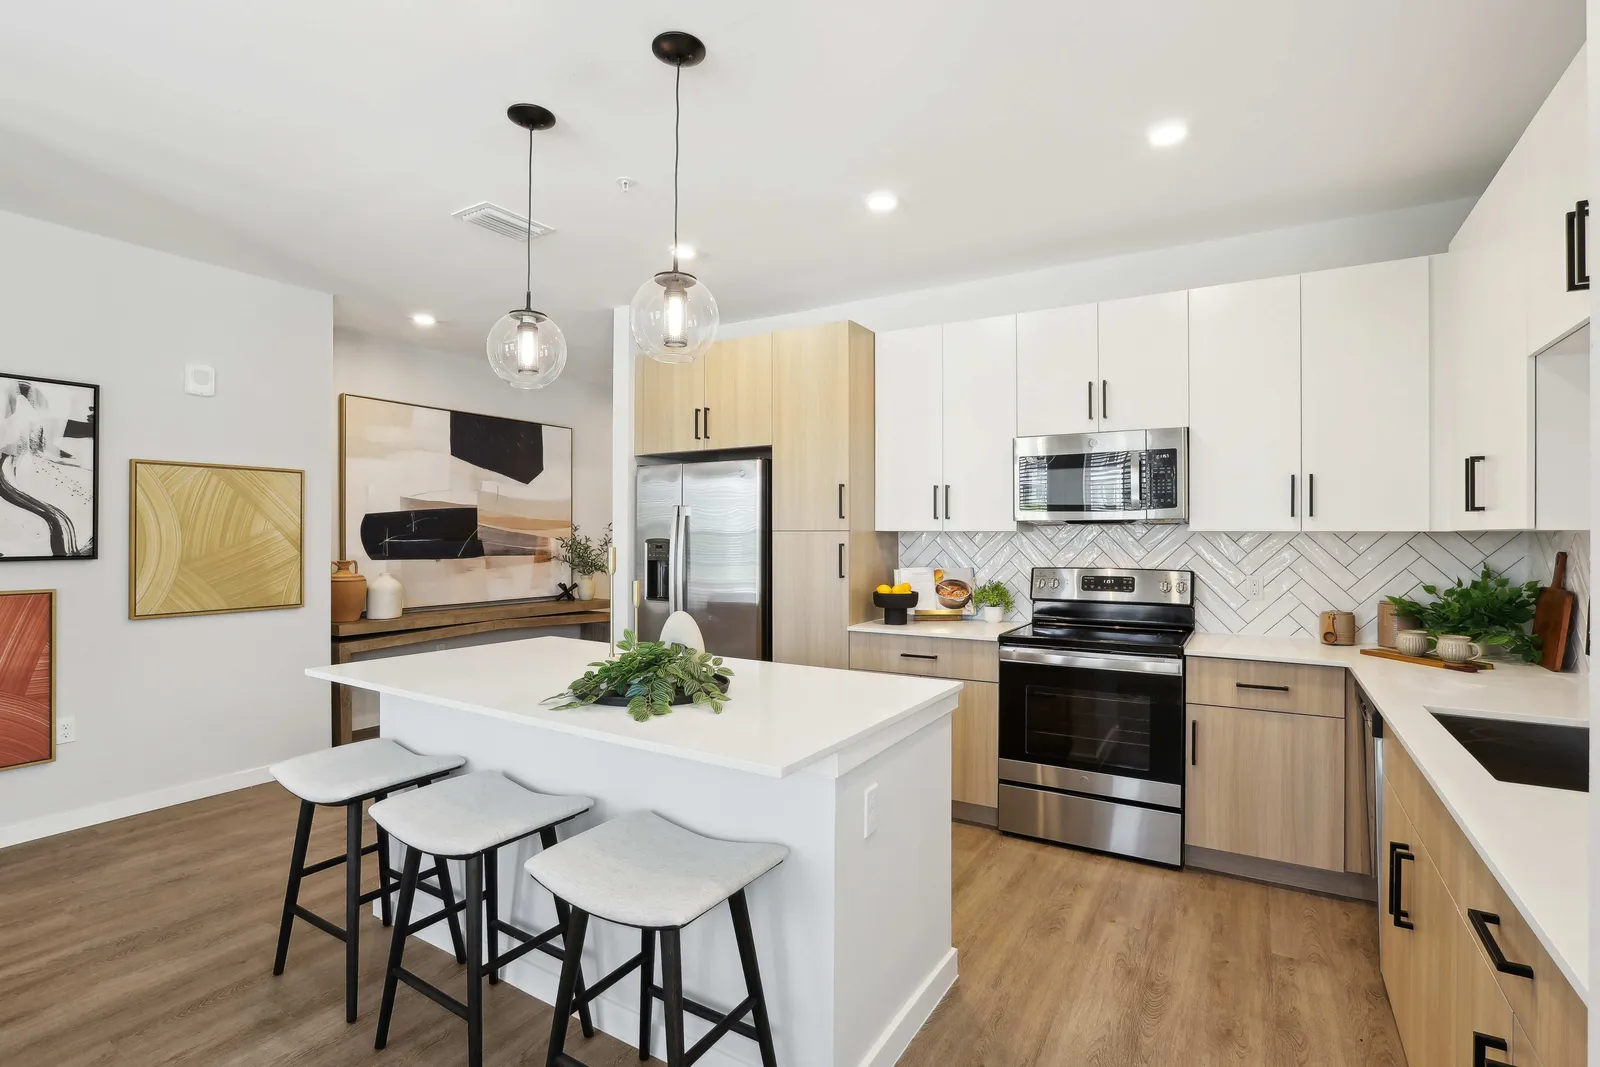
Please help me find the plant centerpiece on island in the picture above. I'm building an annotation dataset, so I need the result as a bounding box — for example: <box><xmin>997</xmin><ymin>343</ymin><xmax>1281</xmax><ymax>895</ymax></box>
<box><xmin>555</xmin><ymin>523</ymin><xmax>612</xmax><ymax>601</ymax></box>
<box><xmin>972</xmin><ymin>580</ymin><xmax>1015</xmax><ymax>623</ymax></box>
<box><xmin>548</xmin><ymin>631</ymin><xmax>732</xmax><ymax>722</ymax></box>
<box><xmin>1386</xmin><ymin>567</ymin><xmax>1543</xmax><ymax>663</ymax></box>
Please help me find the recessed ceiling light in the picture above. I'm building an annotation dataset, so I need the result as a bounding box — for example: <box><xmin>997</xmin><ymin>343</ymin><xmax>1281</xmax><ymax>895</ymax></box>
<box><xmin>865</xmin><ymin>190</ymin><xmax>899</xmax><ymax>214</ymax></box>
<box><xmin>1146</xmin><ymin>119</ymin><xmax>1188</xmax><ymax>148</ymax></box>
<box><xmin>411</xmin><ymin>312</ymin><xmax>437</xmax><ymax>327</ymax></box>
<box><xmin>670</xmin><ymin>243</ymin><xmax>696</xmax><ymax>261</ymax></box>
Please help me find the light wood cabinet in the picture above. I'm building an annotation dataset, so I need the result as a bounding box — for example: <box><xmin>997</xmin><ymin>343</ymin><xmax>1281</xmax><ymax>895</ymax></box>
<box><xmin>771</xmin><ymin>531</ymin><xmax>850</xmax><ymax>669</ymax></box>
<box><xmin>1096</xmin><ymin>291</ymin><xmax>1188</xmax><ymax>431</ymax></box>
<box><xmin>939</xmin><ymin>316</ymin><xmax>1016</xmax><ymax>531</ymax></box>
<box><xmin>634</xmin><ymin>355</ymin><xmax>703</xmax><ymax>456</ymax></box>
<box><xmin>1185</xmin><ymin>702</ymin><xmax>1344</xmax><ymax>871</ymax></box>
<box><xmin>952</xmin><ymin>680</ymin><xmax>998</xmax><ymax>810</ymax></box>
<box><xmin>1457</xmin><ymin>914</ymin><xmax>1518</xmax><ymax>1067</ymax></box>
<box><xmin>1187</xmin><ymin>275</ymin><xmax>1300</xmax><ymax>531</ymax></box>
<box><xmin>701</xmin><ymin>333</ymin><xmax>773</xmax><ymax>450</ymax></box>
<box><xmin>772</xmin><ymin>322</ymin><xmax>874</xmax><ymax>531</ymax></box>
<box><xmin>1015</xmin><ymin>304</ymin><xmax>1097</xmax><ymax>437</ymax></box>
<box><xmin>1186</xmin><ymin>656</ymin><xmax>1345</xmax><ymax>718</ymax></box>
<box><xmin>874</xmin><ymin>325</ymin><xmax>944</xmax><ymax>532</ymax></box>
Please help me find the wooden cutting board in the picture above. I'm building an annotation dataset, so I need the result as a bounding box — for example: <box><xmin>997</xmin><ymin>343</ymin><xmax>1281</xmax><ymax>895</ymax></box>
<box><xmin>1533</xmin><ymin>550</ymin><xmax>1576</xmax><ymax>672</ymax></box>
<box><xmin>1359</xmin><ymin>648</ymin><xmax>1488</xmax><ymax>672</ymax></box>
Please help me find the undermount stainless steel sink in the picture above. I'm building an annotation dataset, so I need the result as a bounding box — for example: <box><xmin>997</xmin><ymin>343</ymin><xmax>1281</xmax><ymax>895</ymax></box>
<box><xmin>1429</xmin><ymin>711</ymin><xmax>1588</xmax><ymax>793</ymax></box>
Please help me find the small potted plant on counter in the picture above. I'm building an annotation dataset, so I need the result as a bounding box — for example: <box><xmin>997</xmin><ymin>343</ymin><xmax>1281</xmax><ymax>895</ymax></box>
<box><xmin>556</xmin><ymin>523</ymin><xmax>612</xmax><ymax>601</ymax></box>
<box><xmin>973</xmin><ymin>580</ymin><xmax>1015</xmax><ymax>623</ymax></box>
<box><xmin>1386</xmin><ymin>567</ymin><xmax>1543</xmax><ymax>663</ymax></box>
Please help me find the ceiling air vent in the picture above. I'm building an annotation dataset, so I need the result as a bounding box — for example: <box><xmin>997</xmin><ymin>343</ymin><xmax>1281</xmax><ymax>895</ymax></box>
<box><xmin>452</xmin><ymin>201</ymin><xmax>555</xmax><ymax>241</ymax></box>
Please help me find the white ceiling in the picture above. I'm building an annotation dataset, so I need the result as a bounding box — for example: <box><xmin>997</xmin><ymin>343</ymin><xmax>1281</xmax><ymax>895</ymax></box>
<box><xmin>0</xmin><ymin>1</ymin><xmax>1584</xmax><ymax>384</ymax></box>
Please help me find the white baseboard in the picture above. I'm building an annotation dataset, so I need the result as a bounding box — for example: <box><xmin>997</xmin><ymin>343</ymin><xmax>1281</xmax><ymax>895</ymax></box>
<box><xmin>0</xmin><ymin>764</ymin><xmax>273</xmax><ymax>850</ymax></box>
<box><xmin>856</xmin><ymin>947</ymin><xmax>958</xmax><ymax>1067</ymax></box>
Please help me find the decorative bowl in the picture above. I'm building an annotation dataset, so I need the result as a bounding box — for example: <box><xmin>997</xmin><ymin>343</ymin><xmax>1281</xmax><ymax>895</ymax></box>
<box><xmin>872</xmin><ymin>590</ymin><xmax>920</xmax><ymax>626</ymax></box>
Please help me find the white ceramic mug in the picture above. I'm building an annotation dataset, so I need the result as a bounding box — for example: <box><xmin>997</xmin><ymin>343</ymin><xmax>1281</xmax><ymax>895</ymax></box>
<box><xmin>1435</xmin><ymin>634</ymin><xmax>1484</xmax><ymax>664</ymax></box>
<box><xmin>1396</xmin><ymin>629</ymin><xmax>1431</xmax><ymax>657</ymax></box>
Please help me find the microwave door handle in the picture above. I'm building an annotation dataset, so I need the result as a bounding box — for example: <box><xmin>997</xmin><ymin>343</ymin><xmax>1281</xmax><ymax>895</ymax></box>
<box><xmin>1128</xmin><ymin>450</ymin><xmax>1143</xmax><ymax>506</ymax></box>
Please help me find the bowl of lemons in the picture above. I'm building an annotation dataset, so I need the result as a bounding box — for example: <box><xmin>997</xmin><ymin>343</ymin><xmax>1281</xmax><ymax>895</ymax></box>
<box><xmin>872</xmin><ymin>582</ymin><xmax>919</xmax><ymax>625</ymax></box>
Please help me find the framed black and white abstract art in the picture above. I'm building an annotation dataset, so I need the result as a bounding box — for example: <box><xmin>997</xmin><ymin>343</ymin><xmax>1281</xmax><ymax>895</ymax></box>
<box><xmin>0</xmin><ymin>374</ymin><xmax>98</xmax><ymax>560</ymax></box>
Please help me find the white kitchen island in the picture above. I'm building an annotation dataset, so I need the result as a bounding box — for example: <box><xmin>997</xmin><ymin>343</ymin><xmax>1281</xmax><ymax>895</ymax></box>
<box><xmin>307</xmin><ymin>636</ymin><xmax>961</xmax><ymax>1067</ymax></box>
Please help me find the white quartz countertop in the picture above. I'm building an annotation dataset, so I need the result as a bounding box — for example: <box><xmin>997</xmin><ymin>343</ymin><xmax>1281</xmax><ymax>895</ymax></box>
<box><xmin>308</xmin><ymin>636</ymin><xmax>962</xmax><ymax>779</ymax></box>
<box><xmin>1187</xmin><ymin>633</ymin><xmax>1589</xmax><ymax>1001</ymax></box>
<box><xmin>848</xmin><ymin>617</ymin><xmax>1020</xmax><ymax>641</ymax></box>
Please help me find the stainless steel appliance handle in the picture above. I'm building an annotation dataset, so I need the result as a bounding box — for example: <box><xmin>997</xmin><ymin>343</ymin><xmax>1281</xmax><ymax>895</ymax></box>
<box><xmin>1129</xmin><ymin>450</ymin><xmax>1143</xmax><ymax>506</ymax></box>
<box><xmin>668</xmin><ymin>505</ymin><xmax>688</xmax><ymax>614</ymax></box>
<box><xmin>999</xmin><ymin>646</ymin><xmax>1184</xmax><ymax>676</ymax></box>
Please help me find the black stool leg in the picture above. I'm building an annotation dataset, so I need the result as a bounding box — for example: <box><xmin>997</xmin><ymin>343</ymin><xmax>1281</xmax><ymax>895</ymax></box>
<box><xmin>544</xmin><ymin>905</ymin><xmax>590</xmax><ymax>1066</ymax></box>
<box><xmin>483</xmin><ymin>848</ymin><xmax>500</xmax><ymax>985</ymax></box>
<box><xmin>272</xmin><ymin>799</ymin><xmax>315</xmax><ymax>976</ymax></box>
<box><xmin>373</xmin><ymin>792</ymin><xmax>394</xmax><ymax>928</ymax></box>
<box><xmin>661</xmin><ymin>927</ymin><xmax>685</xmax><ymax>1067</ymax></box>
<box><xmin>464</xmin><ymin>854</ymin><xmax>484</xmax><ymax>1067</ymax></box>
<box><xmin>638</xmin><ymin>928</ymin><xmax>656</xmax><ymax>1060</ymax></box>
<box><xmin>345</xmin><ymin>800</ymin><xmax>362</xmax><ymax>1023</ymax></box>
<box><xmin>551</xmin><ymin>895</ymin><xmax>596</xmax><ymax>1039</ymax></box>
<box><xmin>435</xmin><ymin>859</ymin><xmax>468</xmax><ymax>964</ymax></box>
<box><xmin>375</xmin><ymin>846</ymin><xmax>420</xmax><ymax>1049</ymax></box>
<box><xmin>729</xmin><ymin>890</ymin><xmax>778</xmax><ymax>1067</ymax></box>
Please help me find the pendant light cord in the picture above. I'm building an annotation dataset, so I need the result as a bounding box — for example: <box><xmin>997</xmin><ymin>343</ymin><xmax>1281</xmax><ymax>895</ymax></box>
<box><xmin>671</xmin><ymin>60</ymin><xmax>682</xmax><ymax>273</ymax></box>
<box><xmin>525</xmin><ymin>125</ymin><xmax>534</xmax><ymax>309</ymax></box>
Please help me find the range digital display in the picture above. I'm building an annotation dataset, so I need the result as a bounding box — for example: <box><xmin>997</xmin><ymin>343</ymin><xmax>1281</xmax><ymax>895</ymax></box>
<box><xmin>1081</xmin><ymin>575</ymin><xmax>1136</xmax><ymax>593</ymax></box>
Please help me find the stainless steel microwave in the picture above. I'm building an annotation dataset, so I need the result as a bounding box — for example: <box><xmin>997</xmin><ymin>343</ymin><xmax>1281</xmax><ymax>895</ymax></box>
<box><xmin>1014</xmin><ymin>428</ymin><xmax>1188</xmax><ymax>523</ymax></box>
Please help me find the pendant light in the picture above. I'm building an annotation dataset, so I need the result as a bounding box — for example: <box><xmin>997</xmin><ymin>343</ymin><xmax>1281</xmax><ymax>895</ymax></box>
<box><xmin>630</xmin><ymin>31</ymin><xmax>719</xmax><ymax>364</ymax></box>
<box><xmin>487</xmin><ymin>104</ymin><xmax>567</xmax><ymax>389</ymax></box>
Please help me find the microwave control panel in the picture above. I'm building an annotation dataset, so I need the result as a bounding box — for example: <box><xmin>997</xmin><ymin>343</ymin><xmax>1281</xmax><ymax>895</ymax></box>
<box><xmin>1143</xmin><ymin>449</ymin><xmax>1180</xmax><ymax>508</ymax></box>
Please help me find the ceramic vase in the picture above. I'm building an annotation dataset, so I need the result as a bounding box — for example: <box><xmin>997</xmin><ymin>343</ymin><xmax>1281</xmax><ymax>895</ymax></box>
<box><xmin>576</xmin><ymin>573</ymin><xmax>596</xmax><ymax>601</ymax></box>
<box><xmin>330</xmin><ymin>560</ymin><xmax>366</xmax><ymax>623</ymax></box>
<box><xmin>981</xmin><ymin>605</ymin><xmax>1004</xmax><ymax>623</ymax></box>
<box><xmin>366</xmin><ymin>570</ymin><xmax>404</xmax><ymax>621</ymax></box>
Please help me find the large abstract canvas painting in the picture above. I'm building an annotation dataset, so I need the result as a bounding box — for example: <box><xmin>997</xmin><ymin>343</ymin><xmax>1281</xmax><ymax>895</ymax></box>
<box><xmin>340</xmin><ymin>394</ymin><xmax>574</xmax><ymax>608</ymax></box>
<box><xmin>131</xmin><ymin>460</ymin><xmax>305</xmax><ymax>619</ymax></box>
<box><xmin>0</xmin><ymin>590</ymin><xmax>54</xmax><ymax>772</ymax></box>
<box><xmin>0</xmin><ymin>374</ymin><xmax>97</xmax><ymax>560</ymax></box>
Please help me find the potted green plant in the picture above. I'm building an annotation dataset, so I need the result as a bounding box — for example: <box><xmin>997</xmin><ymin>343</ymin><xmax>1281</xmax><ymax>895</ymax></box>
<box><xmin>547</xmin><ymin>631</ymin><xmax>732</xmax><ymax>721</ymax></box>
<box><xmin>972</xmin><ymin>580</ymin><xmax>1015</xmax><ymax>623</ymax></box>
<box><xmin>1386</xmin><ymin>567</ymin><xmax>1543</xmax><ymax>663</ymax></box>
<box><xmin>555</xmin><ymin>523</ymin><xmax>612</xmax><ymax>601</ymax></box>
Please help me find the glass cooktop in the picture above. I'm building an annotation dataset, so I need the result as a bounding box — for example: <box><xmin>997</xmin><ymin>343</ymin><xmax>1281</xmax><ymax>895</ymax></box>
<box><xmin>1000</xmin><ymin>622</ymin><xmax>1192</xmax><ymax>659</ymax></box>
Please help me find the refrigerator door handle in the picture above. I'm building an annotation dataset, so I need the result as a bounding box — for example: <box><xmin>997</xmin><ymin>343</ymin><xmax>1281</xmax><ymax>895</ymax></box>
<box><xmin>672</xmin><ymin>506</ymin><xmax>691</xmax><ymax>616</ymax></box>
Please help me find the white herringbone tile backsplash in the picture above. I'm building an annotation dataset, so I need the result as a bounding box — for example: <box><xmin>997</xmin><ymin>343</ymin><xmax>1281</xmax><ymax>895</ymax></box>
<box><xmin>898</xmin><ymin>526</ymin><xmax>1586</xmax><ymax>646</ymax></box>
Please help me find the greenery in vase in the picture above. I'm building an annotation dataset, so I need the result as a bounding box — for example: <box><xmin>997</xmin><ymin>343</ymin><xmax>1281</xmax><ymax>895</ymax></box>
<box><xmin>547</xmin><ymin>631</ymin><xmax>733</xmax><ymax>722</ymax></box>
<box><xmin>1386</xmin><ymin>567</ymin><xmax>1543</xmax><ymax>663</ymax></box>
<box><xmin>972</xmin><ymin>580</ymin><xmax>1015</xmax><ymax>614</ymax></box>
<box><xmin>555</xmin><ymin>523</ymin><xmax>612</xmax><ymax>577</ymax></box>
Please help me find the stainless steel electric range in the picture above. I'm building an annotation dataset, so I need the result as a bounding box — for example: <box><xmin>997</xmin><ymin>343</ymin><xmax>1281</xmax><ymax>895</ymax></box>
<box><xmin>996</xmin><ymin>566</ymin><xmax>1194</xmax><ymax>867</ymax></box>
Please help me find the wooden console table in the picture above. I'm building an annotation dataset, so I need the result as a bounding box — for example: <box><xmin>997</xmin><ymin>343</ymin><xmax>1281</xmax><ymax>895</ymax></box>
<box><xmin>328</xmin><ymin>599</ymin><xmax>609</xmax><ymax>745</ymax></box>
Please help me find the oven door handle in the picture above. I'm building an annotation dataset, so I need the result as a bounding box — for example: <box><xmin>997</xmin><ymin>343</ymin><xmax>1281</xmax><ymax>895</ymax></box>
<box><xmin>999</xmin><ymin>646</ymin><xmax>1184</xmax><ymax>676</ymax></box>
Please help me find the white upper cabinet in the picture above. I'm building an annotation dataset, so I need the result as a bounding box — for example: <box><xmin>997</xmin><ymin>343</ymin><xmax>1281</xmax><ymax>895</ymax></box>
<box><xmin>1016</xmin><ymin>304</ymin><xmax>1098</xmax><ymax>437</ymax></box>
<box><xmin>1097</xmin><ymin>291</ymin><xmax>1188</xmax><ymax>430</ymax></box>
<box><xmin>874</xmin><ymin>325</ymin><xmax>944</xmax><ymax>532</ymax></box>
<box><xmin>1187</xmin><ymin>276</ymin><xmax>1301</xmax><ymax>532</ymax></box>
<box><xmin>942</xmin><ymin>316</ymin><xmax>1018</xmax><ymax>531</ymax></box>
<box><xmin>1534</xmin><ymin>326</ymin><xmax>1590</xmax><ymax>532</ymax></box>
<box><xmin>1301</xmin><ymin>258</ymin><xmax>1431</xmax><ymax>531</ymax></box>
<box><xmin>1523</xmin><ymin>46</ymin><xmax>1589</xmax><ymax>357</ymax></box>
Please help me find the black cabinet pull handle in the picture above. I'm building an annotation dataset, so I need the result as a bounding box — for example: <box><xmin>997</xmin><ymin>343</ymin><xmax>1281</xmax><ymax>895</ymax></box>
<box><xmin>1473</xmin><ymin>1032</ymin><xmax>1512</xmax><ymax>1067</ymax></box>
<box><xmin>1388</xmin><ymin>842</ymin><xmax>1415</xmax><ymax>929</ymax></box>
<box><xmin>838</xmin><ymin>483</ymin><xmax>845</xmax><ymax>520</ymax></box>
<box><xmin>1466</xmin><ymin>455</ymin><xmax>1485</xmax><ymax>512</ymax></box>
<box><xmin>1088</xmin><ymin>380</ymin><xmax>1094</xmax><ymax>421</ymax></box>
<box><xmin>1566</xmin><ymin>199</ymin><xmax>1590</xmax><ymax>292</ymax></box>
<box><xmin>838</xmin><ymin>542</ymin><xmax>845</xmax><ymax>579</ymax></box>
<box><xmin>694</xmin><ymin>407</ymin><xmax>701</xmax><ymax>441</ymax></box>
<box><xmin>944</xmin><ymin>485</ymin><xmax>951</xmax><ymax>520</ymax></box>
<box><xmin>1190</xmin><ymin>719</ymin><xmax>1197</xmax><ymax>766</ymax></box>
<box><xmin>1289</xmin><ymin>474</ymin><xmax>1296</xmax><ymax>518</ymax></box>
<box><xmin>1236</xmin><ymin>682</ymin><xmax>1290</xmax><ymax>692</ymax></box>
<box><xmin>703</xmin><ymin>406</ymin><xmax>710</xmax><ymax>439</ymax></box>
<box><xmin>1307</xmin><ymin>473</ymin><xmax>1315</xmax><ymax>519</ymax></box>
<box><xmin>1101</xmin><ymin>379</ymin><xmax>1108</xmax><ymax>422</ymax></box>
<box><xmin>933</xmin><ymin>485</ymin><xmax>939</xmax><ymax>521</ymax></box>
<box><xmin>899</xmin><ymin>652</ymin><xmax>938</xmax><ymax>661</ymax></box>
<box><xmin>1467</xmin><ymin>909</ymin><xmax>1535</xmax><ymax>979</ymax></box>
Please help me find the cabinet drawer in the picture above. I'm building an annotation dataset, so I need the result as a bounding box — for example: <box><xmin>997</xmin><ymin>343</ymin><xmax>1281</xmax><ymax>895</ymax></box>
<box><xmin>1187</xmin><ymin>656</ymin><xmax>1344</xmax><ymax>717</ymax></box>
<box><xmin>848</xmin><ymin>631</ymin><xmax>998</xmax><ymax>683</ymax></box>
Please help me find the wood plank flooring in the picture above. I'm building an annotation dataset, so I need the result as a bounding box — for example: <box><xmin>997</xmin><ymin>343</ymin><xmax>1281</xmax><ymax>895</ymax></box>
<box><xmin>0</xmin><ymin>784</ymin><xmax>1404</xmax><ymax>1067</ymax></box>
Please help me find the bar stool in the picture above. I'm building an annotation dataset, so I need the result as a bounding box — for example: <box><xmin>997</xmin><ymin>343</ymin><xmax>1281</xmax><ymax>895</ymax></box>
<box><xmin>369</xmin><ymin>771</ymin><xmax>595</xmax><ymax>1067</ymax></box>
<box><xmin>269</xmin><ymin>738</ymin><xmax>465</xmax><ymax>1022</ymax></box>
<box><xmin>525</xmin><ymin>811</ymin><xmax>787</xmax><ymax>1067</ymax></box>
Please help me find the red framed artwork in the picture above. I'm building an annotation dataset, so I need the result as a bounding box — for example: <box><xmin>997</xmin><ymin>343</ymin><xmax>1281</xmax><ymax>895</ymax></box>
<box><xmin>0</xmin><ymin>589</ymin><xmax>54</xmax><ymax>771</ymax></box>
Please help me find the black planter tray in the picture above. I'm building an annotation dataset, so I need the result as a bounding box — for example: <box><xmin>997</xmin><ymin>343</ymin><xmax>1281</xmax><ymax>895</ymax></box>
<box><xmin>593</xmin><ymin>675</ymin><xmax>730</xmax><ymax>707</ymax></box>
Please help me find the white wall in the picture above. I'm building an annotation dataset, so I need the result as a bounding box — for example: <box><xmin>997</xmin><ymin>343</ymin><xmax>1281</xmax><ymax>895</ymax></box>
<box><xmin>0</xmin><ymin>209</ymin><xmax>333</xmax><ymax>848</ymax></box>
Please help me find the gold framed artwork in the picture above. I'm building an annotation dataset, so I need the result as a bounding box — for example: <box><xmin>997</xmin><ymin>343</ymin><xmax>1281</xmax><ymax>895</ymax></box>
<box><xmin>0</xmin><ymin>589</ymin><xmax>54</xmax><ymax>772</ymax></box>
<box><xmin>130</xmin><ymin>459</ymin><xmax>305</xmax><ymax>620</ymax></box>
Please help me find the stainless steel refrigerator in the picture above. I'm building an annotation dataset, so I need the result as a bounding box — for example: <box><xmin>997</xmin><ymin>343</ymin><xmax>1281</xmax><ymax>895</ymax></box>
<box><xmin>635</xmin><ymin>457</ymin><xmax>770</xmax><ymax>659</ymax></box>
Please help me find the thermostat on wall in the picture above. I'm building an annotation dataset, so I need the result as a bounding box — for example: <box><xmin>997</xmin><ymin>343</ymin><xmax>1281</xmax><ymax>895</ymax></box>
<box><xmin>184</xmin><ymin>363</ymin><xmax>216</xmax><ymax>396</ymax></box>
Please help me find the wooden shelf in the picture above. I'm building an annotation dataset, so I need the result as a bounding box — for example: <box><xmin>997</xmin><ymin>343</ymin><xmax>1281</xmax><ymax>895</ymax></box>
<box><xmin>331</xmin><ymin>599</ymin><xmax>608</xmax><ymax>638</ymax></box>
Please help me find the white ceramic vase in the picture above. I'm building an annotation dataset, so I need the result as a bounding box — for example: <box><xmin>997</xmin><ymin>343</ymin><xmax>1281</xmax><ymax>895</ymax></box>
<box><xmin>981</xmin><ymin>605</ymin><xmax>1005</xmax><ymax>623</ymax></box>
<box><xmin>576</xmin><ymin>573</ymin><xmax>596</xmax><ymax>601</ymax></box>
<box><xmin>366</xmin><ymin>570</ymin><xmax>404</xmax><ymax>620</ymax></box>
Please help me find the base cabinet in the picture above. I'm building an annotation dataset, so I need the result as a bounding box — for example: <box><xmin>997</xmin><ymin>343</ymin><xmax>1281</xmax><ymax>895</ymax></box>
<box><xmin>951</xmin><ymin>681</ymin><xmax>998</xmax><ymax>810</ymax></box>
<box><xmin>772</xmin><ymin>532</ymin><xmax>851</xmax><ymax>669</ymax></box>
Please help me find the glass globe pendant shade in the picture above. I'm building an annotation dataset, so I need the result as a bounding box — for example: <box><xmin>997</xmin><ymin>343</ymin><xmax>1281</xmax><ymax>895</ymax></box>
<box><xmin>486</xmin><ymin>308</ymin><xmax>567</xmax><ymax>389</ymax></box>
<box><xmin>630</xmin><ymin>270</ymin><xmax>719</xmax><ymax>364</ymax></box>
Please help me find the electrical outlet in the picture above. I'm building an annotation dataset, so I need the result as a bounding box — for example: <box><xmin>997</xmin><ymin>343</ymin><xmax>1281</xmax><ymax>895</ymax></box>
<box><xmin>1245</xmin><ymin>576</ymin><xmax>1264</xmax><ymax>601</ymax></box>
<box><xmin>863</xmin><ymin>783</ymin><xmax>879</xmax><ymax>839</ymax></box>
<box><xmin>57</xmin><ymin>716</ymin><xmax>76</xmax><ymax>744</ymax></box>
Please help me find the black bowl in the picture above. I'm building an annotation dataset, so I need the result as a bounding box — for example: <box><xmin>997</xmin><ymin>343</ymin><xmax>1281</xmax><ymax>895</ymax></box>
<box><xmin>872</xmin><ymin>590</ymin><xmax>920</xmax><ymax>625</ymax></box>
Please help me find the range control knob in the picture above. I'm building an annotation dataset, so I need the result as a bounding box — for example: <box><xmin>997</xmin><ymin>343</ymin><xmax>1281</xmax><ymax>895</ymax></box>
<box><xmin>1050</xmin><ymin>579</ymin><xmax>1060</xmax><ymax>589</ymax></box>
<box><xmin>1160</xmin><ymin>580</ymin><xmax>1171</xmax><ymax>593</ymax></box>
<box><xmin>1176</xmin><ymin>581</ymin><xmax>1188</xmax><ymax>595</ymax></box>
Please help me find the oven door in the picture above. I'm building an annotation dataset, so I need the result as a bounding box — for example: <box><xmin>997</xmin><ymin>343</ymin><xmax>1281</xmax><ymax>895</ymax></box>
<box><xmin>998</xmin><ymin>646</ymin><xmax>1184</xmax><ymax>809</ymax></box>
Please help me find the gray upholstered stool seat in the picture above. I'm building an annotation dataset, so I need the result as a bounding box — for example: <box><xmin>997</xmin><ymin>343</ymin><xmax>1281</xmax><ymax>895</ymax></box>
<box><xmin>369</xmin><ymin>771</ymin><xmax>592</xmax><ymax>858</ymax></box>
<box><xmin>269</xmin><ymin>738</ymin><xmax>463</xmax><ymax>805</ymax></box>
<box><xmin>526</xmin><ymin>810</ymin><xmax>788</xmax><ymax>929</ymax></box>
